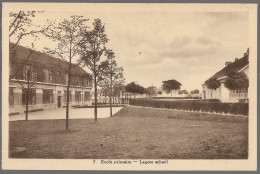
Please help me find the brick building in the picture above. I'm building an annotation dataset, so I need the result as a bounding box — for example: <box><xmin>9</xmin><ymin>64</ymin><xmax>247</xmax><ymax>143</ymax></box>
<box><xmin>9</xmin><ymin>44</ymin><xmax>92</xmax><ymax>115</ymax></box>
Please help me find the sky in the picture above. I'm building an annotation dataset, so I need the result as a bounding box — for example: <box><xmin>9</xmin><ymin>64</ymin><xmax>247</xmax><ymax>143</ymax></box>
<box><xmin>12</xmin><ymin>4</ymin><xmax>249</xmax><ymax>92</ymax></box>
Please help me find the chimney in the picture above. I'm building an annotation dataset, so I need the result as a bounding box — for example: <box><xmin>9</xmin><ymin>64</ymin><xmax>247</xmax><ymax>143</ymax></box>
<box><xmin>225</xmin><ymin>61</ymin><xmax>231</xmax><ymax>66</ymax></box>
<box><xmin>235</xmin><ymin>58</ymin><xmax>239</xmax><ymax>61</ymax></box>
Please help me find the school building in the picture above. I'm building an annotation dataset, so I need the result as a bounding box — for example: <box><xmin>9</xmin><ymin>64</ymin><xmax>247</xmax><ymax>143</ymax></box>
<box><xmin>9</xmin><ymin>43</ymin><xmax>92</xmax><ymax>115</ymax></box>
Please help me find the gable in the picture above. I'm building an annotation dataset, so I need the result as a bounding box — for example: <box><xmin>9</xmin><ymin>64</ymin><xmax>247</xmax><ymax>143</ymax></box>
<box><xmin>206</xmin><ymin>54</ymin><xmax>249</xmax><ymax>82</ymax></box>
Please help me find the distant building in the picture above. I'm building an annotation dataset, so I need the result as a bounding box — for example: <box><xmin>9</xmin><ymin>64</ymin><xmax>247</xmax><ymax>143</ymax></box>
<box><xmin>202</xmin><ymin>50</ymin><xmax>249</xmax><ymax>102</ymax></box>
<box><xmin>9</xmin><ymin>44</ymin><xmax>92</xmax><ymax>115</ymax></box>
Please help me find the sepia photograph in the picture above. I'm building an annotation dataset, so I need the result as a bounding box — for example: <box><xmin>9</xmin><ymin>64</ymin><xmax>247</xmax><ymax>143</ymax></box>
<box><xmin>2</xmin><ymin>3</ymin><xmax>257</xmax><ymax>170</ymax></box>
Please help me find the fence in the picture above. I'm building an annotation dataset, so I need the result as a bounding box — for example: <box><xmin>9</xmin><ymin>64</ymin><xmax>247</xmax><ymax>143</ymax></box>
<box><xmin>129</xmin><ymin>99</ymin><xmax>248</xmax><ymax>116</ymax></box>
<box><xmin>92</xmin><ymin>97</ymin><xmax>130</xmax><ymax>105</ymax></box>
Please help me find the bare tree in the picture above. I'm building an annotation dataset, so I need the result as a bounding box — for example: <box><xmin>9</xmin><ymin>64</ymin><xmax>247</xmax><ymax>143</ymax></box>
<box><xmin>78</xmin><ymin>18</ymin><xmax>109</xmax><ymax>121</ymax></box>
<box><xmin>44</xmin><ymin>15</ymin><xmax>89</xmax><ymax>130</ymax></box>
<box><xmin>9</xmin><ymin>10</ymin><xmax>46</xmax><ymax>120</ymax></box>
<box><xmin>9</xmin><ymin>11</ymin><xmax>50</xmax><ymax>80</ymax></box>
<box><xmin>10</xmin><ymin>48</ymin><xmax>42</xmax><ymax>120</ymax></box>
<box><xmin>100</xmin><ymin>49</ymin><xmax>125</xmax><ymax>117</ymax></box>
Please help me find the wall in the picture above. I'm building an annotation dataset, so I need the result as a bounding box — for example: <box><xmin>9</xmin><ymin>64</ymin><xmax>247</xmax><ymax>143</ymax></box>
<box><xmin>9</xmin><ymin>80</ymin><xmax>92</xmax><ymax>115</ymax></box>
<box><xmin>202</xmin><ymin>84</ymin><xmax>221</xmax><ymax>100</ymax></box>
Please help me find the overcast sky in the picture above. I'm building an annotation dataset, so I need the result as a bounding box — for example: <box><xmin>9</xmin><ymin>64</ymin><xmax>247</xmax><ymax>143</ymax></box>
<box><xmin>13</xmin><ymin>5</ymin><xmax>249</xmax><ymax>91</ymax></box>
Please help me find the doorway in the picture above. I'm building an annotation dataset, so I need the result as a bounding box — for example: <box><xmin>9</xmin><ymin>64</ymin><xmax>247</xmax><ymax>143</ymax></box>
<box><xmin>58</xmin><ymin>96</ymin><xmax>61</xmax><ymax>107</ymax></box>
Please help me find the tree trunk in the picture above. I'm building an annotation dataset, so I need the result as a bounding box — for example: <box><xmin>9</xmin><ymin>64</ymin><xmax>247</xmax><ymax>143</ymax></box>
<box><xmin>94</xmin><ymin>64</ymin><xmax>98</xmax><ymax>122</ymax></box>
<box><xmin>65</xmin><ymin>44</ymin><xmax>72</xmax><ymax>131</ymax></box>
<box><xmin>109</xmin><ymin>95</ymin><xmax>112</xmax><ymax>117</ymax></box>
<box><xmin>66</xmin><ymin>65</ymin><xmax>72</xmax><ymax>131</ymax></box>
<box><xmin>109</xmin><ymin>61</ymin><xmax>113</xmax><ymax>117</ymax></box>
<box><xmin>25</xmin><ymin>90</ymin><xmax>29</xmax><ymax>121</ymax></box>
<box><xmin>238</xmin><ymin>90</ymin><xmax>240</xmax><ymax>102</ymax></box>
<box><xmin>25</xmin><ymin>71</ymin><xmax>30</xmax><ymax>121</ymax></box>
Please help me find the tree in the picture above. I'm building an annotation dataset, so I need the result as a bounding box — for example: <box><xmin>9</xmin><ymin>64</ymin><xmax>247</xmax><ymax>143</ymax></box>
<box><xmin>225</xmin><ymin>71</ymin><xmax>249</xmax><ymax>100</ymax></box>
<box><xmin>146</xmin><ymin>86</ymin><xmax>157</xmax><ymax>98</ymax></box>
<box><xmin>158</xmin><ymin>91</ymin><xmax>162</xmax><ymax>95</ymax></box>
<box><xmin>205</xmin><ymin>78</ymin><xmax>220</xmax><ymax>99</ymax></box>
<box><xmin>44</xmin><ymin>15</ymin><xmax>89</xmax><ymax>130</ymax></box>
<box><xmin>100</xmin><ymin>86</ymin><xmax>110</xmax><ymax>103</ymax></box>
<box><xmin>9</xmin><ymin>11</ymin><xmax>50</xmax><ymax>80</ymax></box>
<box><xmin>178</xmin><ymin>89</ymin><xmax>189</xmax><ymax>95</ymax></box>
<box><xmin>125</xmin><ymin>82</ymin><xmax>145</xmax><ymax>98</ymax></box>
<box><xmin>162</xmin><ymin>79</ymin><xmax>182</xmax><ymax>96</ymax></box>
<box><xmin>182</xmin><ymin>89</ymin><xmax>189</xmax><ymax>95</ymax></box>
<box><xmin>21</xmin><ymin>59</ymin><xmax>38</xmax><ymax>121</ymax></box>
<box><xmin>10</xmin><ymin>47</ymin><xmax>42</xmax><ymax>121</ymax></box>
<box><xmin>100</xmin><ymin>49</ymin><xmax>125</xmax><ymax>117</ymax></box>
<box><xmin>9</xmin><ymin>11</ymin><xmax>49</xmax><ymax>120</ymax></box>
<box><xmin>113</xmin><ymin>84</ymin><xmax>125</xmax><ymax>104</ymax></box>
<box><xmin>190</xmin><ymin>89</ymin><xmax>200</xmax><ymax>94</ymax></box>
<box><xmin>78</xmin><ymin>18</ymin><xmax>109</xmax><ymax>121</ymax></box>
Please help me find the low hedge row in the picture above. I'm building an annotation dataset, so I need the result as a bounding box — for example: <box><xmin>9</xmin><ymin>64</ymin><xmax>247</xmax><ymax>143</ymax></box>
<box><xmin>153</xmin><ymin>97</ymin><xmax>201</xmax><ymax>99</ymax></box>
<box><xmin>129</xmin><ymin>99</ymin><xmax>248</xmax><ymax>116</ymax></box>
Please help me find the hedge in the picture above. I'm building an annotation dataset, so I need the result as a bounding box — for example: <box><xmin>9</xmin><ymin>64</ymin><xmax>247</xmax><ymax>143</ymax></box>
<box><xmin>129</xmin><ymin>99</ymin><xmax>248</xmax><ymax>116</ymax></box>
<box><xmin>153</xmin><ymin>97</ymin><xmax>201</xmax><ymax>100</ymax></box>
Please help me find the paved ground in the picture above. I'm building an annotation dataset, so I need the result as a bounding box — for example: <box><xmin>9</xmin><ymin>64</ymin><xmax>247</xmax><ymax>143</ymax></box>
<box><xmin>9</xmin><ymin>107</ymin><xmax>123</xmax><ymax>121</ymax></box>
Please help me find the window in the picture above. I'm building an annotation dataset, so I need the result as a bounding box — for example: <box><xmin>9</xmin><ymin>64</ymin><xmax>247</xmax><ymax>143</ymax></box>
<box><xmin>230</xmin><ymin>88</ymin><xmax>248</xmax><ymax>93</ymax></box>
<box><xmin>84</xmin><ymin>92</ymin><xmax>90</xmax><ymax>101</ymax></box>
<box><xmin>43</xmin><ymin>69</ymin><xmax>54</xmax><ymax>83</ymax></box>
<box><xmin>9</xmin><ymin>88</ymin><xmax>14</xmax><ymax>106</ymax></box>
<box><xmin>23</xmin><ymin>65</ymin><xmax>36</xmax><ymax>81</ymax></box>
<box><xmin>49</xmin><ymin>70</ymin><xmax>53</xmax><ymax>83</ymax></box>
<box><xmin>65</xmin><ymin>74</ymin><xmax>68</xmax><ymax>85</ymax></box>
<box><xmin>22</xmin><ymin>89</ymin><xmax>36</xmax><ymax>105</ymax></box>
<box><xmin>86</xmin><ymin>79</ymin><xmax>91</xmax><ymax>87</ymax></box>
<box><xmin>77</xmin><ymin>77</ymin><xmax>82</xmax><ymax>86</ymax></box>
<box><xmin>57</xmin><ymin>71</ymin><xmax>62</xmax><ymax>84</ymax></box>
<box><xmin>64</xmin><ymin>90</ymin><xmax>72</xmax><ymax>103</ymax></box>
<box><xmin>36</xmin><ymin>67</ymin><xmax>45</xmax><ymax>82</ymax></box>
<box><xmin>43</xmin><ymin>89</ymin><xmax>53</xmax><ymax>104</ymax></box>
<box><xmin>75</xmin><ymin>91</ymin><xmax>81</xmax><ymax>104</ymax></box>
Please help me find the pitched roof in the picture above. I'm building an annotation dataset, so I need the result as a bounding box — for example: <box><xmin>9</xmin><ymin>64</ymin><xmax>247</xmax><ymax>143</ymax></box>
<box><xmin>10</xmin><ymin>43</ymin><xmax>91</xmax><ymax>78</ymax></box>
<box><xmin>206</xmin><ymin>54</ymin><xmax>249</xmax><ymax>82</ymax></box>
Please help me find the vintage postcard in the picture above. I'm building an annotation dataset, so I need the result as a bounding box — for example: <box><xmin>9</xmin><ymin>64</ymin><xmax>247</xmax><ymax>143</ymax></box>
<box><xmin>2</xmin><ymin>3</ymin><xmax>257</xmax><ymax>170</ymax></box>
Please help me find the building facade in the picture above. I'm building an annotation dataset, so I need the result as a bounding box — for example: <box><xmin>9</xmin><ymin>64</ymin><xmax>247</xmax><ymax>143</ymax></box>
<box><xmin>202</xmin><ymin>50</ymin><xmax>249</xmax><ymax>103</ymax></box>
<box><xmin>9</xmin><ymin>44</ymin><xmax>92</xmax><ymax>115</ymax></box>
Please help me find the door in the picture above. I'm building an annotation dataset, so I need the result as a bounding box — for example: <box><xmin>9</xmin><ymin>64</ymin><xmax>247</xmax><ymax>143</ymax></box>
<box><xmin>58</xmin><ymin>96</ymin><xmax>61</xmax><ymax>107</ymax></box>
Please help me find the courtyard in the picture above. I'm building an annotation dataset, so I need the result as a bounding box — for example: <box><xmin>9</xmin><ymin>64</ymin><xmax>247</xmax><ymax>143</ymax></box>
<box><xmin>9</xmin><ymin>106</ymin><xmax>248</xmax><ymax>159</ymax></box>
<box><xmin>9</xmin><ymin>107</ymin><xmax>123</xmax><ymax>121</ymax></box>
